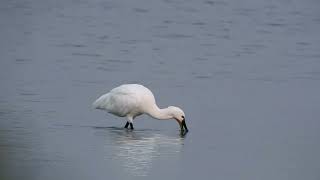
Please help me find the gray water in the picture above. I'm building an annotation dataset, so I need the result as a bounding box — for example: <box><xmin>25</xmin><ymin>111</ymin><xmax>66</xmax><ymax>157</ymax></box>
<box><xmin>1</xmin><ymin>0</ymin><xmax>320</xmax><ymax>179</ymax></box>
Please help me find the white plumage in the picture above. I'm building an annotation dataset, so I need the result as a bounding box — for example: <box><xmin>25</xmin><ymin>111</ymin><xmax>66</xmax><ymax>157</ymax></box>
<box><xmin>93</xmin><ymin>84</ymin><xmax>188</xmax><ymax>131</ymax></box>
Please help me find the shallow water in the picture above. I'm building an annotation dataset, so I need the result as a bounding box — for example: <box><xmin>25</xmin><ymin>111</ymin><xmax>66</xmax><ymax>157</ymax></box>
<box><xmin>1</xmin><ymin>0</ymin><xmax>320</xmax><ymax>179</ymax></box>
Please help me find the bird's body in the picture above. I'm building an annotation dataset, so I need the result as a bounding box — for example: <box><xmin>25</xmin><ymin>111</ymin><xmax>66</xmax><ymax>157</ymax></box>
<box><xmin>93</xmin><ymin>84</ymin><xmax>188</xmax><ymax>131</ymax></box>
<box><xmin>93</xmin><ymin>84</ymin><xmax>155</xmax><ymax>119</ymax></box>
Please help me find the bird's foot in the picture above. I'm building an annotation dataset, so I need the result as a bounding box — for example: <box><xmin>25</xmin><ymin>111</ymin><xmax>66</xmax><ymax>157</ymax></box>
<box><xmin>124</xmin><ymin>122</ymin><xmax>129</xmax><ymax>128</ymax></box>
<box><xmin>129</xmin><ymin>123</ymin><xmax>134</xmax><ymax>130</ymax></box>
<box><xmin>180</xmin><ymin>130</ymin><xmax>188</xmax><ymax>137</ymax></box>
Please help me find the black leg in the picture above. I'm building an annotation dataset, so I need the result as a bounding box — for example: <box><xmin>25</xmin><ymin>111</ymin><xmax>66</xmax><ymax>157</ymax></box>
<box><xmin>124</xmin><ymin>122</ymin><xmax>129</xmax><ymax>128</ymax></box>
<box><xmin>129</xmin><ymin>123</ymin><xmax>134</xmax><ymax>130</ymax></box>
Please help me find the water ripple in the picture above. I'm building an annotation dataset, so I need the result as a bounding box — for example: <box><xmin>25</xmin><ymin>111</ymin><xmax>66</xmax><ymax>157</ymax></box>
<box><xmin>95</xmin><ymin>127</ymin><xmax>184</xmax><ymax>176</ymax></box>
<box><xmin>154</xmin><ymin>33</ymin><xmax>194</xmax><ymax>40</ymax></box>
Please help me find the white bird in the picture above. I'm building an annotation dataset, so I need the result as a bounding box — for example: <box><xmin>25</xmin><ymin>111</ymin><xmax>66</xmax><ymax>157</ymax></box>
<box><xmin>93</xmin><ymin>84</ymin><xmax>188</xmax><ymax>131</ymax></box>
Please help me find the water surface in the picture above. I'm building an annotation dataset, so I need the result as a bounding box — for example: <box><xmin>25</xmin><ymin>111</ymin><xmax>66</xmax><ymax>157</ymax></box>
<box><xmin>1</xmin><ymin>0</ymin><xmax>320</xmax><ymax>179</ymax></box>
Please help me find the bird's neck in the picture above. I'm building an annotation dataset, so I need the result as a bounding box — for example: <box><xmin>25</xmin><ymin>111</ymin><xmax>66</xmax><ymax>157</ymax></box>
<box><xmin>147</xmin><ymin>105</ymin><xmax>172</xmax><ymax>120</ymax></box>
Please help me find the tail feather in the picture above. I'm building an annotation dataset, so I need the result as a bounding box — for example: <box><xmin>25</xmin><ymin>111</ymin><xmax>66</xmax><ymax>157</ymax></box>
<box><xmin>92</xmin><ymin>93</ymin><xmax>109</xmax><ymax>109</ymax></box>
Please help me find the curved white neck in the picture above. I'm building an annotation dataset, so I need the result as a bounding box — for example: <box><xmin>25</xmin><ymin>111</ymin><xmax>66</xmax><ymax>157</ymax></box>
<box><xmin>146</xmin><ymin>105</ymin><xmax>172</xmax><ymax>120</ymax></box>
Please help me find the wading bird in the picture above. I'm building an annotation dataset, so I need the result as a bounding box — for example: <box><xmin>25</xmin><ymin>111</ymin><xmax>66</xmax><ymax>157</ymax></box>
<box><xmin>93</xmin><ymin>84</ymin><xmax>188</xmax><ymax>132</ymax></box>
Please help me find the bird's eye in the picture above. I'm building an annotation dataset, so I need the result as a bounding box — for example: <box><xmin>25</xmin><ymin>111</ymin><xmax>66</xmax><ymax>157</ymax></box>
<box><xmin>181</xmin><ymin>115</ymin><xmax>185</xmax><ymax>119</ymax></box>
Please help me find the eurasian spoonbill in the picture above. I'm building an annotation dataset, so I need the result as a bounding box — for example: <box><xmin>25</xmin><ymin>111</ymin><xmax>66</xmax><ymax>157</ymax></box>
<box><xmin>93</xmin><ymin>84</ymin><xmax>188</xmax><ymax>131</ymax></box>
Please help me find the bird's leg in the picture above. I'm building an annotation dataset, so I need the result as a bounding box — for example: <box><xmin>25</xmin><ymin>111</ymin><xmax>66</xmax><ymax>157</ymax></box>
<box><xmin>124</xmin><ymin>121</ymin><xmax>129</xmax><ymax>128</ymax></box>
<box><xmin>126</xmin><ymin>116</ymin><xmax>134</xmax><ymax>130</ymax></box>
<box><xmin>129</xmin><ymin>123</ymin><xmax>134</xmax><ymax>130</ymax></box>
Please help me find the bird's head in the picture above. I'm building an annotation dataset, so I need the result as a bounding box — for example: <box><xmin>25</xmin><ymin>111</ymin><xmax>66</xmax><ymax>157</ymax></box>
<box><xmin>167</xmin><ymin>106</ymin><xmax>188</xmax><ymax>132</ymax></box>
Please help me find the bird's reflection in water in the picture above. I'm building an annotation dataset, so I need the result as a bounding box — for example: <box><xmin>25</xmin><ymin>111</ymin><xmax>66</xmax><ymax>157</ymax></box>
<box><xmin>95</xmin><ymin>127</ymin><xmax>185</xmax><ymax>176</ymax></box>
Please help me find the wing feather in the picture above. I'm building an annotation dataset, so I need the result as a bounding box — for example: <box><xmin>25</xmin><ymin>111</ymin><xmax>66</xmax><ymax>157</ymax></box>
<box><xmin>93</xmin><ymin>89</ymin><xmax>140</xmax><ymax>117</ymax></box>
